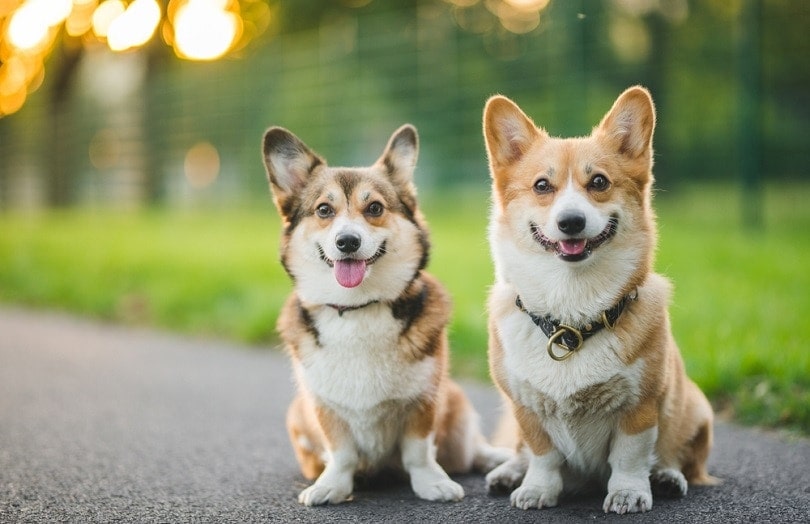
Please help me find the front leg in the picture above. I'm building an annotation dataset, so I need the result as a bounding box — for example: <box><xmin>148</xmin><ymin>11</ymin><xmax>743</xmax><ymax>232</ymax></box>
<box><xmin>508</xmin><ymin>404</ymin><xmax>564</xmax><ymax>510</ymax></box>
<box><xmin>401</xmin><ymin>400</ymin><xmax>464</xmax><ymax>502</ymax></box>
<box><xmin>603</xmin><ymin>404</ymin><xmax>658</xmax><ymax>514</ymax></box>
<box><xmin>401</xmin><ymin>434</ymin><xmax>464</xmax><ymax>502</ymax></box>
<box><xmin>510</xmin><ymin>448</ymin><xmax>565</xmax><ymax>510</ymax></box>
<box><xmin>298</xmin><ymin>406</ymin><xmax>358</xmax><ymax>506</ymax></box>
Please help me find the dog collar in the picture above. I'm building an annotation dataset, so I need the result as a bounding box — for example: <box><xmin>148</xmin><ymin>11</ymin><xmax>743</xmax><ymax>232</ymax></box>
<box><xmin>515</xmin><ymin>289</ymin><xmax>637</xmax><ymax>362</ymax></box>
<box><xmin>326</xmin><ymin>300</ymin><xmax>379</xmax><ymax>316</ymax></box>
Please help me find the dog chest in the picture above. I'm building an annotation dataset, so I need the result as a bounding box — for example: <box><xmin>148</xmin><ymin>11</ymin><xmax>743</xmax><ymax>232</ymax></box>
<box><xmin>498</xmin><ymin>310</ymin><xmax>645</xmax><ymax>473</ymax></box>
<box><xmin>298</xmin><ymin>306</ymin><xmax>437</xmax><ymax>411</ymax></box>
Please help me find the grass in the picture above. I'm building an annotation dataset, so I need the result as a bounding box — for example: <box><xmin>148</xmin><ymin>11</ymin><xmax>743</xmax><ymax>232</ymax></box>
<box><xmin>0</xmin><ymin>183</ymin><xmax>808</xmax><ymax>434</ymax></box>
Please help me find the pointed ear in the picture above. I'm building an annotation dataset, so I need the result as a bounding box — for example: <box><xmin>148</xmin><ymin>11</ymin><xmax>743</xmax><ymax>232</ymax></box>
<box><xmin>597</xmin><ymin>86</ymin><xmax>656</xmax><ymax>158</ymax></box>
<box><xmin>483</xmin><ymin>95</ymin><xmax>543</xmax><ymax>171</ymax></box>
<box><xmin>261</xmin><ymin>127</ymin><xmax>324</xmax><ymax>205</ymax></box>
<box><xmin>377</xmin><ymin>124</ymin><xmax>419</xmax><ymax>186</ymax></box>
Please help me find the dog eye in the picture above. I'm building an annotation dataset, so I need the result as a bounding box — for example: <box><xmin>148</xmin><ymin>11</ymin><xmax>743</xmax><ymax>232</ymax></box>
<box><xmin>316</xmin><ymin>203</ymin><xmax>334</xmax><ymax>218</ymax></box>
<box><xmin>588</xmin><ymin>174</ymin><xmax>610</xmax><ymax>192</ymax></box>
<box><xmin>365</xmin><ymin>201</ymin><xmax>384</xmax><ymax>217</ymax></box>
<box><xmin>533</xmin><ymin>178</ymin><xmax>553</xmax><ymax>194</ymax></box>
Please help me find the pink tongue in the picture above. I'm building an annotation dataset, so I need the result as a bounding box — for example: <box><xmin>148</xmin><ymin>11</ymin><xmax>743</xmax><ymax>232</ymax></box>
<box><xmin>334</xmin><ymin>259</ymin><xmax>367</xmax><ymax>288</ymax></box>
<box><xmin>559</xmin><ymin>239</ymin><xmax>587</xmax><ymax>256</ymax></box>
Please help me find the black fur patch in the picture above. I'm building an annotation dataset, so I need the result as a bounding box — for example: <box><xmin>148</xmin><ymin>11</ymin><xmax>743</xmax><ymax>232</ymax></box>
<box><xmin>416</xmin><ymin>230</ymin><xmax>430</xmax><ymax>271</ymax></box>
<box><xmin>279</xmin><ymin>251</ymin><xmax>294</xmax><ymax>281</ymax></box>
<box><xmin>296</xmin><ymin>298</ymin><xmax>320</xmax><ymax>346</ymax></box>
<box><xmin>383</xmin><ymin>156</ymin><xmax>397</xmax><ymax>178</ymax></box>
<box><xmin>391</xmin><ymin>283</ymin><xmax>428</xmax><ymax>334</ymax></box>
<box><xmin>336</xmin><ymin>171</ymin><xmax>361</xmax><ymax>201</ymax></box>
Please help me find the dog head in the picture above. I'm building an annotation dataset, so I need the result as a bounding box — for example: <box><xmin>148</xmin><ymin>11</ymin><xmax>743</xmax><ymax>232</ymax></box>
<box><xmin>262</xmin><ymin>124</ymin><xmax>429</xmax><ymax>306</ymax></box>
<box><xmin>484</xmin><ymin>87</ymin><xmax>657</xmax><ymax>313</ymax></box>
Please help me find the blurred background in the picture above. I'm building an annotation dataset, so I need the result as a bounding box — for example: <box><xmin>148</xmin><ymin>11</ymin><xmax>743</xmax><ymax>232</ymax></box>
<box><xmin>1</xmin><ymin>0</ymin><xmax>807</xmax><ymax>207</ymax></box>
<box><xmin>0</xmin><ymin>0</ymin><xmax>808</xmax><ymax>433</ymax></box>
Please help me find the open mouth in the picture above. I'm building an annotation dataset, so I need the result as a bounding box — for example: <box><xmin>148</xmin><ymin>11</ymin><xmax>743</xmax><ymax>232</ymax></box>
<box><xmin>531</xmin><ymin>215</ymin><xmax>618</xmax><ymax>262</ymax></box>
<box><xmin>317</xmin><ymin>241</ymin><xmax>387</xmax><ymax>288</ymax></box>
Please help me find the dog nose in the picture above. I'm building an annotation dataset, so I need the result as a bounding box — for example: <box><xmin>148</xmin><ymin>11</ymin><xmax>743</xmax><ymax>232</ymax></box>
<box><xmin>557</xmin><ymin>211</ymin><xmax>586</xmax><ymax>235</ymax></box>
<box><xmin>335</xmin><ymin>233</ymin><xmax>361</xmax><ymax>254</ymax></box>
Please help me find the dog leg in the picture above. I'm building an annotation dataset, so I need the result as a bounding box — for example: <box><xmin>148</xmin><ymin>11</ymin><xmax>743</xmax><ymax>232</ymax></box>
<box><xmin>603</xmin><ymin>426</ymin><xmax>656</xmax><ymax>514</ymax></box>
<box><xmin>286</xmin><ymin>392</ymin><xmax>326</xmax><ymax>480</ymax></box>
<box><xmin>485</xmin><ymin>445</ymin><xmax>527</xmax><ymax>493</ymax></box>
<box><xmin>473</xmin><ymin>438</ymin><xmax>514</xmax><ymax>474</ymax></box>
<box><xmin>401</xmin><ymin>433</ymin><xmax>464</xmax><ymax>502</ymax></box>
<box><xmin>651</xmin><ymin>466</ymin><xmax>688</xmax><ymax>498</ymax></box>
<box><xmin>509</xmin><ymin>448</ymin><xmax>564</xmax><ymax>510</ymax></box>
<box><xmin>298</xmin><ymin>444</ymin><xmax>358</xmax><ymax>506</ymax></box>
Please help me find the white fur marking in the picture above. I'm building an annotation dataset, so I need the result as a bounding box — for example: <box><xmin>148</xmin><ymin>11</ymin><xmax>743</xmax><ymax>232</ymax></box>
<box><xmin>510</xmin><ymin>449</ymin><xmax>564</xmax><ymax>510</ymax></box>
<box><xmin>603</xmin><ymin>426</ymin><xmax>656</xmax><ymax>513</ymax></box>
<box><xmin>401</xmin><ymin>434</ymin><xmax>464</xmax><ymax>502</ymax></box>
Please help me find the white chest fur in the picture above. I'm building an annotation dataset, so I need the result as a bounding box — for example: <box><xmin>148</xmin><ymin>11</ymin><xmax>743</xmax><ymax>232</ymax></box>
<box><xmin>497</xmin><ymin>308</ymin><xmax>644</xmax><ymax>477</ymax></box>
<box><xmin>294</xmin><ymin>304</ymin><xmax>436</xmax><ymax>463</ymax></box>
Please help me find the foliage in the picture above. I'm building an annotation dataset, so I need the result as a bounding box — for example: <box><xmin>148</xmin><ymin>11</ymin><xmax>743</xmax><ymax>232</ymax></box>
<box><xmin>1</xmin><ymin>183</ymin><xmax>809</xmax><ymax>433</ymax></box>
<box><xmin>2</xmin><ymin>1</ymin><xmax>809</xmax><ymax>209</ymax></box>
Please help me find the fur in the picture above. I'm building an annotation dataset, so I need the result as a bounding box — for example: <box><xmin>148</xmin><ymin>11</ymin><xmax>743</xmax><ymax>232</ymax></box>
<box><xmin>482</xmin><ymin>86</ymin><xmax>717</xmax><ymax>514</ymax></box>
<box><xmin>261</xmin><ymin>124</ymin><xmax>509</xmax><ymax>506</ymax></box>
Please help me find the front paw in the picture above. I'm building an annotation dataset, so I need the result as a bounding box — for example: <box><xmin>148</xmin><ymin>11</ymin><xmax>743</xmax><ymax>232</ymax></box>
<box><xmin>411</xmin><ymin>474</ymin><xmax>464</xmax><ymax>502</ymax></box>
<box><xmin>651</xmin><ymin>468</ymin><xmax>688</xmax><ymax>498</ymax></box>
<box><xmin>298</xmin><ymin>482</ymin><xmax>352</xmax><ymax>506</ymax></box>
<box><xmin>474</xmin><ymin>444</ymin><xmax>514</xmax><ymax>473</ymax></box>
<box><xmin>603</xmin><ymin>488</ymin><xmax>652</xmax><ymax>514</ymax></box>
<box><xmin>486</xmin><ymin>458</ymin><xmax>526</xmax><ymax>494</ymax></box>
<box><xmin>510</xmin><ymin>484</ymin><xmax>559</xmax><ymax>510</ymax></box>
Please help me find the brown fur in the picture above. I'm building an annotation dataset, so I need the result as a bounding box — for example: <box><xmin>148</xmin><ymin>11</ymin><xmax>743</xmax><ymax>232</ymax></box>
<box><xmin>263</xmin><ymin>124</ymin><xmax>508</xmax><ymax>505</ymax></box>
<box><xmin>483</xmin><ymin>87</ymin><xmax>717</xmax><ymax>512</ymax></box>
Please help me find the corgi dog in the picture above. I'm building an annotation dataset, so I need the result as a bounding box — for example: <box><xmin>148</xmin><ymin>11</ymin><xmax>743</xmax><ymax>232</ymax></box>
<box><xmin>261</xmin><ymin>124</ymin><xmax>509</xmax><ymax>506</ymax></box>
<box><xmin>482</xmin><ymin>86</ymin><xmax>716</xmax><ymax>514</ymax></box>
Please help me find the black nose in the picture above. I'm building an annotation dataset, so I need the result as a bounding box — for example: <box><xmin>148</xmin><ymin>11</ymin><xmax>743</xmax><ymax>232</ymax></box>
<box><xmin>335</xmin><ymin>233</ymin><xmax>361</xmax><ymax>254</ymax></box>
<box><xmin>557</xmin><ymin>211</ymin><xmax>586</xmax><ymax>235</ymax></box>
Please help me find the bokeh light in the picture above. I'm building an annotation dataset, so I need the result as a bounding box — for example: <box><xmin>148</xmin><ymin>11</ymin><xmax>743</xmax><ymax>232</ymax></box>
<box><xmin>173</xmin><ymin>0</ymin><xmax>239</xmax><ymax>61</ymax></box>
<box><xmin>0</xmin><ymin>0</ymin><xmax>272</xmax><ymax>117</ymax></box>
<box><xmin>106</xmin><ymin>0</ymin><xmax>161</xmax><ymax>52</ymax></box>
<box><xmin>184</xmin><ymin>141</ymin><xmax>220</xmax><ymax>188</ymax></box>
<box><xmin>92</xmin><ymin>0</ymin><xmax>125</xmax><ymax>39</ymax></box>
<box><xmin>7</xmin><ymin>3</ymin><xmax>51</xmax><ymax>51</ymax></box>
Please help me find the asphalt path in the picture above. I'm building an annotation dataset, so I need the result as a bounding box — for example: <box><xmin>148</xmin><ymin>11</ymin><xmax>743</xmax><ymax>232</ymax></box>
<box><xmin>1</xmin><ymin>307</ymin><xmax>808</xmax><ymax>523</ymax></box>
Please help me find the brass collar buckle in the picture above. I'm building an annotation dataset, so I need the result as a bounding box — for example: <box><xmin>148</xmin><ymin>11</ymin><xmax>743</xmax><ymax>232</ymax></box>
<box><xmin>515</xmin><ymin>289</ymin><xmax>637</xmax><ymax>363</ymax></box>
<box><xmin>546</xmin><ymin>324</ymin><xmax>584</xmax><ymax>361</ymax></box>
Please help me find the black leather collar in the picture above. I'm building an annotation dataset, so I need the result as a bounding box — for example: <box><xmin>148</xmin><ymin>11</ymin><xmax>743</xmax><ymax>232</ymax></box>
<box><xmin>515</xmin><ymin>289</ymin><xmax>637</xmax><ymax>361</ymax></box>
<box><xmin>326</xmin><ymin>300</ymin><xmax>379</xmax><ymax>316</ymax></box>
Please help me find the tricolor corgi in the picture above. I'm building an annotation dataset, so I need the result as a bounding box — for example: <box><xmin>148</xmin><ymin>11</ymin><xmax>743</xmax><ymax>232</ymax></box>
<box><xmin>261</xmin><ymin>124</ymin><xmax>509</xmax><ymax>506</ymax></box>
<box><xmin>482</xmin><ymin>86</ymin><xmax>716</xmax><ymax>514</ymax></box>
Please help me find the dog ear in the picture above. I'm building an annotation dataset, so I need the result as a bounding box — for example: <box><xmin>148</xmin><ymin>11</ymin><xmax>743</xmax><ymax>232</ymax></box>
<box><xmin>262</xmin><ymin>127</ymin><xmax>324</xmax><ymax>206</ymax></box>
<box><xmin>377</xmin><ymin>124</ymin><xmax>419</xmax><ymax>187</ymax></box>
<box><xmin>483</xmin><ymin>95</ymin><xmax>543</xmax><ymax>171</ymax></box>
<box><xmin>596</xmin><ymin>86</ymin><xmax>656</xmax><ymax>159</ymax></box>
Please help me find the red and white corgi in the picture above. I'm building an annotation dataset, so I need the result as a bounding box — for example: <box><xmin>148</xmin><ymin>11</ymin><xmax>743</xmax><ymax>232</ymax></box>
<box><xmin>261</xmin><ymin>124</ymin><xmax>509</xmax><ymax>506</ymax></box>
<box><xmin>482</xmin><ymin>86</ymin><xmax>716</xmax><ymax>514</ymax></box>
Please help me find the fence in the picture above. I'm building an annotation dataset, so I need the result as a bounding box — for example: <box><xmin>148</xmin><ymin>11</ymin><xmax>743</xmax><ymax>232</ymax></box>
<box><xmin>0</xmin><ymin>0</ymin><xmax>806</xmax><ymax>211</ymax></box>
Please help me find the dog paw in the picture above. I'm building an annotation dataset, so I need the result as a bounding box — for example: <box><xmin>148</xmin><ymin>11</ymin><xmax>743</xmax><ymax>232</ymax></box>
<box><xmin>603</xmin><ymin>488</ymin><xmax>653</xmax><ymax>514</ymax></box>
<box><xmin>652</xmin><ymin>468</ymin><xmax>688</xmax><ymax>498</ymax></box>
<box><xmin>509</xmin><ymin>485</ymin><xmax>559</xmax><ymax>510</ymax></box>
<box><xmin>412</xmin><ymin>477</ymin><xmax>464</xmax><ymax>502</ymax></box>
<box><xmin>474</xmin><ymin>445</ymin><xmax>514</xmax><ymax>473</ymax></box>
<box><xmin>486</xmin><ymin>458</ymin><xmax>525</xmax><ymax>493</ymax></box>
<box><xmin>298</xmin><ymin>483</ymin><xmax>352</xmax><ymax>506</ymax></box>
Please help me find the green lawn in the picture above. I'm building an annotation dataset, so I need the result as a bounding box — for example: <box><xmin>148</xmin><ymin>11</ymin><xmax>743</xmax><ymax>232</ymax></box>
<box><xmin>0</xmin><ymin>183</ymin><xmax>808</xmax><ymax>433</ymax></box>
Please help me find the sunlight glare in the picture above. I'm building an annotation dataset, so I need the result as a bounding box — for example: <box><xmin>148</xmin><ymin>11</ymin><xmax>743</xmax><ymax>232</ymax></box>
<box><xmin>92</xmin><ymin>0</ymin><xmax>125</xmax><ymax>38</ymax></box>
<box><xmin>106</xmin><ymin>0</ymin><xmax>161</xmax><ymax>52</ymax></box>
<box><xmin>173</xmin><ymin>0</ymin><xmax>238</xmax><ymax>61</ymax></box>
<box><xmin>7</xmin><ymin>3</ymin><xmax>50</xmax><ymax>51</ymax></box>
<box><xmin>503</xmin><ymin>0</ymin><xmax>550</xmax><ymax>12</ymax></box>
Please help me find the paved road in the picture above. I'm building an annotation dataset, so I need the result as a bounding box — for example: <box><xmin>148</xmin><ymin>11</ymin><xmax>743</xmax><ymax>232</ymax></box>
<box><xmin>1</xmin><ymin>307</ymin><xmax>808</xmax><ymax>523</ymax></box>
